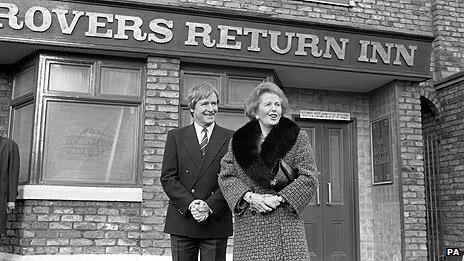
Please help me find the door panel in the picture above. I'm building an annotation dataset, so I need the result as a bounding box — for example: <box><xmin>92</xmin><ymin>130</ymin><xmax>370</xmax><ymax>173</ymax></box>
<box><xmin>299</xmin><ymin>120</ymin><xmax>355</xmax><ymax>261</ymax></box>
<box><xmin>301</xmin><ymin>122</ymin><xmax>323</xmax><ymax>261</ymax></box>
<box><xmin>328</xmin><ymin>128</ymin><xmax>344</xmax><ymax>204</ymax></box>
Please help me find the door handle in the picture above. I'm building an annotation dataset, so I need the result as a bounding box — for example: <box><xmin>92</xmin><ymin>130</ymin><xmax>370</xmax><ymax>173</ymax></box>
<box><xmin>327</xmin><ymin>182</ymin><xmax>332</xmax><ymax>206</ymax></box>
<box><xmin>316</xmin><ymin>185</ymin><xmax>321</xmax><ymax>206</ymax></box>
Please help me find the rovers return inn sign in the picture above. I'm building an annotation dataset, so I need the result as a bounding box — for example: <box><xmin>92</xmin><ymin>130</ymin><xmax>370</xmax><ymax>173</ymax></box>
<box><xmin>0</xmin><ymin>0</ymin><xmax>432</xmax><ymax>78</ymax></box>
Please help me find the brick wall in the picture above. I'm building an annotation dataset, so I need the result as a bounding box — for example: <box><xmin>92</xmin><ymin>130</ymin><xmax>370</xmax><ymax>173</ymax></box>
<box><xmin>1</xmin><ymin>200</ymin><xmax>141</xmax><ymax>255</ymax></box>
<box><xmin>142</xmin><ymin>57</ymin><xmax>180</xmax><ymax>255</ymax></box>
<box><xmin>285</xmin><ymin>88</ymin><xmax>374</xmax><ymax>261</ymax></box>
<box><xmin>436</xmin><ymin>76</ymin><xmax>464</xmax><ymax>250</ymax></box>
<box><xmin>367</xmin><ymin>81</ymin><xmax>429</xmax><ymax>260</ymax></box>
<box><xmin>395</xmin><ymin>81</ymin><xmax>428</xmax><ymax>260</ymax></box>
<box><xmin>369</xmin><ymin>82</ymin><xmax>402</xmax><ymax>261</ymax></box>
<box><xmin>132</xmin><ymin>0</ymin><xmax>432</xmax><ymax>34</ymax></box>
<box><xmin>0</xmin><ymin>70</ymin><xmax>12</xmax><ymax>137</ymax></box>
<box><xmin>432</xmin><ymin>0</ymin><xmax>464</xmax><ymax>80</ymax></box>
<box><xmin>0</xmin><ymin>206</ymin><xmax>18</xmax><ymax>254</ymax></box>
<box><xmin>0</xmin><ymin>70</ymin><xmax>13</xmax><ymax>252</ymax></box>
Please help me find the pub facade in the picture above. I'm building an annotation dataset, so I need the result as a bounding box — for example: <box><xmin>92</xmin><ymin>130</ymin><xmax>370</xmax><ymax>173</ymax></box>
<box><xmin>0</xmin><ymin>0</ymin><xmax>462</xmax><ymax>260</ymax></box>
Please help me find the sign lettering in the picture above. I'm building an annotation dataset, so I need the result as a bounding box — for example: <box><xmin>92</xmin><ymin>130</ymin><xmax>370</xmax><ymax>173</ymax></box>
<box><xmin>300</xmin><ymin>110</ymin><xmax>350</xmax><ymax>121</ymax></box>
<box><xmin>0</xmin><ymin>1</ymin><xmax>432</xmax><ymax>77</ymax></box>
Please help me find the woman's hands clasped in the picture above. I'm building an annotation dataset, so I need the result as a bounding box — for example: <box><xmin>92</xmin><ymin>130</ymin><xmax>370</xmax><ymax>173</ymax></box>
<box><xmin>244</xmin><ymin>192</ymin><xmax>284</xmax><ymax>214</ymax></box>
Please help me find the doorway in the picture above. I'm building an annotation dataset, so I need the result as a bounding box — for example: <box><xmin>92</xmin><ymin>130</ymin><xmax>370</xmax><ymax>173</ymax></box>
<box><xmin>297</xmin><ymin>119</ymin><xmax>358</xmax><ymax>261</ymax></box>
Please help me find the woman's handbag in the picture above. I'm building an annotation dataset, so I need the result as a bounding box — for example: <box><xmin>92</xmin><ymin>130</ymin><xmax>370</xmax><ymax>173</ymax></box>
<box><xmin>270</xmin><ymin>158</ymin><xmax>298</xmax><ymax>190</ymax></box>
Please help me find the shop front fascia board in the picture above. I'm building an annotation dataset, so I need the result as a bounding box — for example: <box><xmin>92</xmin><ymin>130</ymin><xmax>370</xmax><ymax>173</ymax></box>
<box><xmin>0</xmin><ymin>0</ymin><xmax>433</xmax><ymax>81</ymax></box>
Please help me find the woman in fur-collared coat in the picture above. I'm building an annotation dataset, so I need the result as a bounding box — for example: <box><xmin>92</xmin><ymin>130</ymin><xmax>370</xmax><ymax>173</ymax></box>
<box><xmin>218</xmin><ymin>82</ymin><xmax>319</xmax><ymax>261</ymax></box>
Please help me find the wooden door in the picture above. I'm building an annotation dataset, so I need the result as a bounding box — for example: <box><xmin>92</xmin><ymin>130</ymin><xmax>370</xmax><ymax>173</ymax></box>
<box><xmin>298</xmin><ymin>119</ymin><xmax>356</xmax><ymax>261</ymax></box>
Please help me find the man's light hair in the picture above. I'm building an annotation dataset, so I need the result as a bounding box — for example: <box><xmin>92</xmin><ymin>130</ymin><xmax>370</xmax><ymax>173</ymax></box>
<box><xmin>187</xmin><ymin>82</ymin><xmax>219</xmax><ymax>113</ymax></box>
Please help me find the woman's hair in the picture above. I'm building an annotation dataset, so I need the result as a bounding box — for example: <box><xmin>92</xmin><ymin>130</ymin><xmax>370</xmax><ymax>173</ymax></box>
<box><xmin>187</xmin><ymin>82</ymin><xmax>220</xmax><ymax>112</ymax></box>
<box><xmin>244</xmin><ymin>81</ymin><xmax>289</xmax><ymax>120</ymax></box>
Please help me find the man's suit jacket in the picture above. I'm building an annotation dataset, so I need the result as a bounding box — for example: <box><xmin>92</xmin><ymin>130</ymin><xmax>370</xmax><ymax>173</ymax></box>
<box><xmin>0</xmin><ymin>137</ymin><xmax>20</xmax><ymax>235</ymax></box>
<box><xmin>160</xmin><ymin>124</ymin><xmax>233</xmax><ymax>238</ymax></box>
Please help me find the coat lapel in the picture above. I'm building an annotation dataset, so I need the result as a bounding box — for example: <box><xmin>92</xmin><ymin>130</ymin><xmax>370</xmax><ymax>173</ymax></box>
<box><xmin>180</xmin><ymin>124</ymin><xmax>202</xmax><ymax>169</ymax></box>
<box><xmin>188</xmin><ymin>125</ymin><xmax>229</xmax><ymax>189</ymax></box>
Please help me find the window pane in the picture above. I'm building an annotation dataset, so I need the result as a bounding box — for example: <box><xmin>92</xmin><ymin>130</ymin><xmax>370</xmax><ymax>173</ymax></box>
<box><xmin>227</xmin><ymin>77</ymin><xmax>263</xmax><ymax>108</ymax></box>
<box><xmin>13</xmin><ymin>66</ymin><xmax>35</xmax><ymax>99</ymax></box>
<box><xmin>100</xmin><ymin>67</ymin><xmax>141</xmax><ymax>97</ymax></box>
<box><xmin>48</xmin><ymin>63</ymin><xmax>91</xmax><ymax>93</ymax></box>
<box><xmin>180</xmin><ymin>108</ymin><xmax>249</xmax><ymax>131</ymax></box>
<box><xmin>42</xmin><ymin>102</ymin><xmax>139</xmax><ymax>185</ymax></box>
<box><xmin>11</xmin><ymin>103</ymin><xmax>34</xmax><ymax>183</ymax></box>
<box><xmin>181</xmin><ymin>72</ymin><xmax>221</xmax><ymax>105</ymax></box>
<box><xmin>216</xmin><ymin>111</ymin><xmax>250</xmax><ymax>131</ymax></box>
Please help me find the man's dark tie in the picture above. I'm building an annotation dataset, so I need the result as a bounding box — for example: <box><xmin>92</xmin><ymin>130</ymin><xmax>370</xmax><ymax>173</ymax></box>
<box><xmin>200</xmin><ymin>127</ymin><xmax>208</xmax><ymax>155</ymax></box>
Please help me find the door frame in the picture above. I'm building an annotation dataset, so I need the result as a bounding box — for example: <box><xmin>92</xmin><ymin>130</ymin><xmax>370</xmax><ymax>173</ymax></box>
<box><xmin>293</xmin><ymin>115</ymin><xmax>360</xmax><ymax>261</ymax></box>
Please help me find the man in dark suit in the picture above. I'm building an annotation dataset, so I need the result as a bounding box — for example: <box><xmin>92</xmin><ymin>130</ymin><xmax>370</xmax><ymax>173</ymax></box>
<box><xmin>0</xmin><ymin>136</ymin><xmax>20</xmax><ymax>235</ymax></box>
<box><xmin>160</xmin><ymin>82</ymin><xmax>233</xmax><ymax>261</ymax></box>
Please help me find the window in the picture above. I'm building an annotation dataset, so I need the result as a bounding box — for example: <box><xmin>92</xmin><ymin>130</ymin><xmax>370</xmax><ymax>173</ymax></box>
<box><xmin>11</xmin><ymin>54</ymin><xmax>144</xmax><ymax>187</ymax></box>
<box><xmin>180</xmin><ymin>64</ymin><xmax>277</xmax><ymax>130</ymax></box>
<box><xmin>42</xmin><ymin>102</ymin><xmax>139</xmax><ymax>185</ymax></box>
<box><xmin>10</xmin><ymin>62</ymin><xmax>37</xmax><ymax>183</ymax></box>
<box><xmin>10</xmin><ymin>102</ymin><xmax>34</xmax><ymax>183</ymax></box>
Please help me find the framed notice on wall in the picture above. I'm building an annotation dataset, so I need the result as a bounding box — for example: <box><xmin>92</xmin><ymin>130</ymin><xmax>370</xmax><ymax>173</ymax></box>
<box><xmin>371</xmin><ymin>117</ymin><xmax>393</xmax><ymax>185</ymax></box>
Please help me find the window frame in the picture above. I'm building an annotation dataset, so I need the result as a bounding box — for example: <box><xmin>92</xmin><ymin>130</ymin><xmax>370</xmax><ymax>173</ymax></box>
<box><xmin>9</xmin><ymin>100</ymin><xmax>35</xmax><ymax>184</ymax></box>
<box><xmin>38</xmin><ymin>98</ymin><xmax>141</xmax><ymax>186</ymax></box>
<box><xmin>179</xmin><ymin>64</ymin><xmax>278</xmax><ymax>130</ymax></box>
<box><xmin>9</xmin><ymin>58</ymin><xmax>38</xmax><ymax>185</ymax></box>
<box><xmin>12</xmin><ymin>53</ymin><xmax>145</xmax><ymax>187</ymax></box>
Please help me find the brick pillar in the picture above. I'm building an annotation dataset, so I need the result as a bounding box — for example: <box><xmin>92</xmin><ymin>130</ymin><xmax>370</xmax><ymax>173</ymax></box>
<box><xmin>395</xmin><ymin>81</ymin><xmax>428</xmax><ymax>260</ymax></box>
<box><xmin>369</xmin><ymin>82</ymin><xmax>402</xmax><ymax>261</ymax></box>
<box><xmin>141</xmin><ymin>57</ymin><xmax>180</xmax><ymax>255</ymax></box>
<box><xmin>436</xmin><ymin>77</ymin><xmax>464</xmax><ymax>250</ymax></box>
<box><xmin>0</xmin><ymin>70</ymin><xmax>14</xmax><ymax>253</ymax></box>
<box><xmin>0</xmin><ymin>70</ymin><xmax>12</xmax><ymax>137</ymax></box>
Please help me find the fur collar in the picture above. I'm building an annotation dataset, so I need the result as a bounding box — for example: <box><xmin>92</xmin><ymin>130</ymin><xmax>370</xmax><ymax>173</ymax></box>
<box><xmin>232</xmin><ymin>117</ymin><xmax>300</xmax><ymax>189</ymax></box>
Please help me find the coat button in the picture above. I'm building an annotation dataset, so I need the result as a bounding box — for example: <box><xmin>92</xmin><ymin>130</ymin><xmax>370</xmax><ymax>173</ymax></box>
<box><xmin>191</xmin><ymin>189</ymin><xmax>195</xmax><ymax>193</ymax></box>
<box><xmin>186</xmin><ymin>170</ymin><xmax>189</xmax><ymax>174</ymax></box>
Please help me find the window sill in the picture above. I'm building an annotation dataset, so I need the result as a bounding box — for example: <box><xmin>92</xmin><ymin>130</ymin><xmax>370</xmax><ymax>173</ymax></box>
<box><xmin>17</xmin><ymin>185</ymin><xmax>143</xmax><ymax>202</ymax></box>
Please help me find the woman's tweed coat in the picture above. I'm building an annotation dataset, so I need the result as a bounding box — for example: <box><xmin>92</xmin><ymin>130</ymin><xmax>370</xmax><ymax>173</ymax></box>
<box><xmin>218</xmin><ymin>117</ymin><xmax>319</xmax><ymax>261</ymax></box>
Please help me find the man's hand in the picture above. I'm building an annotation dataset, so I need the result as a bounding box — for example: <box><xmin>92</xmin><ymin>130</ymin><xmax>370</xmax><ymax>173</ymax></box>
<box><xmin>6</xmin><ymin>202</ymin><xmax>15</xmax><ymax>213</ymax></box>
<box><xmin>189</xmin><ymin>199</ymin><xmax>211</xmax><ymax>222</ymax></box>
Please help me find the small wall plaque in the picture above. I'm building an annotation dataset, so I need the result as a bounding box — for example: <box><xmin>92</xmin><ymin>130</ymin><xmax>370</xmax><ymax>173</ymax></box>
<box><xmin>371</xmin><ymin>117</ymin><xmax>393</xmax><ymax>185</ymax></box>
<box><xmin>300</xmin><ymin>110</ymin><xmax>350</xmax><ymax>121</ymax></box>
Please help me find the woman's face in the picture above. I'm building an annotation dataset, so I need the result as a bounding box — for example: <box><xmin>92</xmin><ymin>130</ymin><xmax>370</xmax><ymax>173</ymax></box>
<box><xmin>256</xmin><ymin>92</ymin><xmax>282</xmax><ymax>128</ymax></box>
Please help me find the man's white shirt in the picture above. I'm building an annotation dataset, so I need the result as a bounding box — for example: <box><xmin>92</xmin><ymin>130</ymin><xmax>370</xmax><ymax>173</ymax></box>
<box><xmin>194</xmin><ymin>121</ymin><xmax>215</xmax><ymax>145</ymax></box>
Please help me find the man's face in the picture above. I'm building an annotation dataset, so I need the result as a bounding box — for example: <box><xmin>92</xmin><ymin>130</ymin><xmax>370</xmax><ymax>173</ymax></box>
<box><xmin>191</xmin><ymin>92</ymin><xmax>218</xmax><ymax>127</ymax></box>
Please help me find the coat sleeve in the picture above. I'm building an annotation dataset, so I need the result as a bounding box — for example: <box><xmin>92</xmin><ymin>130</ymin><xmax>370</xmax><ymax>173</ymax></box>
<box><xmin>279</xmin><ymin>130</ymin><xmax>319</xmax><ymax>216</ymax></box>
<box><xmin>204</xmin><ymin>187</ymin><xmax>229</xmax><ymax>218</ymax></box>
<box><xmin>205</xmin><ymin>130</ymin><xmax>236</xmax><ymax>217</ymax></box>
<box><xmin>218</xmin><ymin>140</ymin><xmax>251</xmax><ymax>214</ymax></box>
<box><xmin>8</xmin><ymin>140</ymin><xmax>20</xmax><ymax>202</ymax></box>
<box><xmin>160</xmin><ymin>130</ymin><xmax>195</xmax><ymax>215</ymax></box>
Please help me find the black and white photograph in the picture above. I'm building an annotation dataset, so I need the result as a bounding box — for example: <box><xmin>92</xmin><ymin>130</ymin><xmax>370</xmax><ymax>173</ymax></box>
<box><xmin>0</xmin><ymin>0</ymin><xmax>463</xmax><ymax>260</ymax></box>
